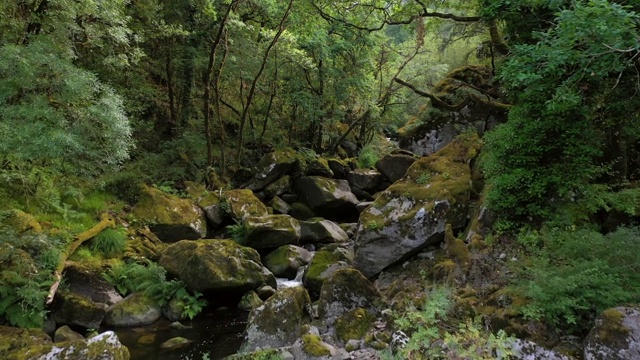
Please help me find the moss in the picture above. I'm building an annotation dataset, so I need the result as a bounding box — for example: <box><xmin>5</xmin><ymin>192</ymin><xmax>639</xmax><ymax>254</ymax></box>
<box><xmin>2</xmin><ymin>210</ymin><xmax>42</xmax><ymax>233</ymax></box>
<box><xmin>224</xmin><ymin>189</ymin><xmax>269</xmax><ymax>219</ymax></box>
<box><xmin>301</xmin><ymin>334</ymin><xmax>331</xmax><ymax>357</ymax></box>
<box><xmin>304</xmin><ymin>245</ymin><xmax>351</xmax><ymax>294</ymax></box>
<box><xmin>335</xmin><ymin>308</ymin><xmax>376</xmax><ymax>342</ymax></box>
<box><xmin>596</xmin><ymin>308</ymin><xmax>629</xmax><ymax>343</ymax></box>
<box><xmin>443</xmin><ymin>223</ymin><xmax>470</xmax><ymax>265</ymax></box>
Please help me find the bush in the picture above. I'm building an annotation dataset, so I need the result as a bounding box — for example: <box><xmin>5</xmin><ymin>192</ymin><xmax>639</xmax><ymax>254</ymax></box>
<box><xmin>357</xmin><ymin>145</ymin><xmax>380</xmax><ymax>169</ymax></box>
<box><xmin>0</xmin><ymin>225</ymin><xmax>62</xmax><ymax>328</ymax></box>
<box><xmin>391</xmin><ymin>287</ymin><xmax>515</xmax><ymax>359</ymax></box>
<box><xmin>226</xmin><ymin>220</ymin><xmax>247</xmax><ymax>245</ymax></box>
<box><xmin>512</xmin><ymin>226</ymin><xmax>640</xmax><ymax>332</ymax></box>
<box><xmin>90</xmin><ymin>227</ymin><xmax>127</xmax><ymax>258</ymax></box>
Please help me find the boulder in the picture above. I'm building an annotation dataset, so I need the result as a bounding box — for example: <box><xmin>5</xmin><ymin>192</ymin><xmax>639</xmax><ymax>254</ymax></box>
<box><xmin>63</xmin><ymin>263</ymin><xmax>123</xmax><ymax>306</ymax></box>
<box><xmin>240</xmin><ymin>286</ymin><xmax>311</xmax><ymax>352</ymax></box>
<box><xmin>327</xmin><ymin>159</ymin><xmax>352</xmax><ymax>180</ymax></box>
<box><xmin>53</xmin><ymin>326</ymin><xmax>84</xmax><ymax>343</ymax></box>
<box><xmin>584</xmin><ymin>307</ymin><xmax>640</xmax><ymax>360</ymax></box>
<box><xmin>289</xmin><ymin>202</ymin><xmax>315</xmax><ymax>221</ymax></box>
<box><xmin>317</xmin><ymin>268</ymin><xmax>382</xmax><ymax>326</ymax></box>
<box><xmin>51</xmin><ymin>291</ymin><xmax>106</xmax><ymax>330</ymax></box>
<box><xmin>160</xmin><ymin>337</ymin><xmax>192</xmax><ymax>351</ymax></box>
<box><xmin>162</xmin><ymin>298</ymin><xmax>187</xmax><ymax>322</ymax></box>
<box><xmin>159</xmin><ymin>239</ymin><xmax>274</xmax><ymax>293</ymax></box>
<box><xmin>354</xmin><ymin>133</ymin><xmax>482</xmax><ymax>278</ymax></box>
<box><xmin>104</xmin><ymin>292</ymin><xmax>161</xmax><ymax>327</ymax></box>
<box><xmin>269</xmin><ymin>196</ymin><xmax>291</xmax><ymax>215</ymax></box>
<box><xmin>263</xmin><ymin>245</ymin><xmax>313</xmax><ymax>279</ymax></box>
<box><xmin>507</xmin><ymin>339</ymin><xmax>571</xmax><ymax>360</ymax></box>
<box><xmin>375</xmin><ymin>153</ymin><xmax>417</xmax><ymax>183</ymax></box>
<box><xmin>239</xmin><ymin>291</ymin><xmax>264</xmax><ymax>311</ymax></box>
<box><xmin>293</xmin><ymin>177</ymin><xmax>359</xmax><ymax>222</ymax></box>
<box><xmin>305</xmin><ymin>158</ymin><xmax>334</xmax><ymax>178</ymax></box>
<box><xmin>347</xmin><ymin>169</ymin><xmax>385</xmax><ymax>193</ymax></box>
<box><xmin>299</xmin><ymin>219</ymin><xmax>350</xmax><ymax>244</ymax></box>
<box><xmin>303</xmin><ymin>244</ymin><xmax>353</xmax><ymax>296</ymax></box>
<box><xmin>224</xmin><ymin>189</ymin><xmax>269</xmax><ymax>220</ymax></box>
<box><xmin>0</xmin><ymin>326</ymin><xmax>52</xmax><ymax>357</ymax></box>
<box><xmin>131</xmin><ymin>186</ymin><xmax>207</xmax><ymax>242</ymax></box>
<box><xmin>22</xmin><ymin>331</ymin><xmax>129</xmax><ymax>360</ymax></box>
<box><xmin>198</xmin><ymin>193</ymin><xmax>227</xmax><ymax>229</ymax></box>
<box><xmin>264</xmin><ymin>175</ymin><xmax>292</xmax><ymax>199</ymax></box>
<box><xmin>244</xmin><ymin>215</ymin><xmax>301</xmax><ymax>249</ymax></box>
<box><xmin>243</xmin><ymin>148</ymin><xmax>300</xmax><ymax>191</ymax></box>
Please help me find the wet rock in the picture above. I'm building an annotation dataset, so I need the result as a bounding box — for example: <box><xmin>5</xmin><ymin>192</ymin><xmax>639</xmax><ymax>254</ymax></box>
<box><xmin>584</xmin><ymin>307</ymin><xmax>640</xmax><ymax>360</ymax></box>
<box><xmin>375</xmin><ymin>153</ymin><xmax>416</xmax><ymax>183</ymax></box>
<box><xmin>51</xmin><ymin>290</ymin><xmax>106</xmax><ymax>330</ymax></box>
<box><xmin>293</xmin><ymin>177</ymin><xmax>359</xmax><ymax>222</ymax></box>
<box><xmin>300</xmin><ymin>219</ymin><xmax>350</xmax><ymax>244</ymax></box>
<box><xmin>243</xmin><ymin>148</ymin><xmax>300</xmax><ymax>191</ymax></box>
<box><xmin>13</xmin><ymin>330</ymin><xmax>129</xmax><ymax>360</ymax></box>
<box><xmin>104</xmin><ymin>292</ymin><xmax>161</xmax><ymax>327</ymax></box>
<box><xmin>354</xmin><ymin>133</ymin><xmax>481</xmax><ymax>278</ymax></box>
<box><xmin>303</xmin><ymin>244</ymin><xmax>354</xmax><ymax>296</ymax></box>
<box><xmin>244</xmin><ymin>215</ymin><xmax>301</xmax><ymax>249</ymax></box>
<box><xmin>162</xmin><ymin>298</ymin><xmax>187</xmax><ymax>322</ymax></box>
<box><xmin>263</xmin><ymin>245</ymin><xmax>312</xmax><ymax>279</ymax></box>
<box><xmin>159</xmin><ymin>239</ymin><xmax>274</xmax><ymax>293</ymax></box>
<box><xmin>240</xmin><ymin>286</ymin><xmax>311</xmax><ymax>352</ymax></box>
<box><xmin>160</xmin><ymin>337</ymin><xmax>192</xmax><ymax>351</ymax></box>
<box><xmin>131</xmin><ymin>186</ymin><xmax>207</xmax><ymax>242</ymax></box>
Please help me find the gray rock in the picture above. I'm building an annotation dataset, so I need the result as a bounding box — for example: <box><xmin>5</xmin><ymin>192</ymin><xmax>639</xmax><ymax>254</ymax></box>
<box><xmin>264</xmin><ymin>245</ymin><xmax>312</xmax><ymax>279</ymax></box>
<box><xmin>306</xmin><ymin>158</ymin><xmax>334</xmax><ymax>178</ymax></box>
<box><xmin>63</xmin><ymin>263</ymin><xmax>123</xmax><ymax>306</ymax></box>
<box><xmin>375</xmin><ymin>153</ymin><xmax>416</xmax><ymax>183</ymax></box>
<box><xmin>244</xmin><ymin>215</ymin><xmax>301</xmax><ymax>249</ymax></box>
<box><xmin>159</xmin><ymin>239</ymin><xmax>274</xmax><ymax>293</ymax></box>
<box><xmin>270</xmin><ymin>196</ymin><xmax>291</xmax><ymax>215</ymax></box>
<box><xmin>584</xmin><ymin>307</ymin><xmax>640</xmax><ymax>360</ymax></box>
<box><xmin>300</xmin><ymin>219</ymin><xmax>350</xmax><ymax>244</ymax></box>
<box><xmin>353</xmin><ymin>134</ymin><xmax>481</xmax><ymax>278</ymax></box>
<box><xmin>241</xmin><ymin>286</ymin><xmax>311</xmax><ymax>352</ymax></box>
<box><xmin>293</xmin><ymin>177</ymin><xmax>359</xmax><ymax>222</ymax></box>
<box><xmin>244</xmin><ymin>149</ymin><xmax>300</xmax><ymax>191</ymax></box>
<box><xmin>51</xmin><ymin>290</ymin><xmax>106</xmax><ymax>330</ymax></box>
<box><xmin>347</xmin><ymin>169</ymin><xmax>384</xmax><ymax>192</ymax></box>
<box><xmin>104</xmin><ymin>292</ymin><xmax>161</xmax><ymax>327</ymax></box>
<box><xmin>36</xmin><ymin>331</ymin><xmax>129</xmax><ymax>360</ymax></box>
<box><xmin>508</xmin><ymin>339</ymin><xmax>571</xmax><ymax>360</ymax></box>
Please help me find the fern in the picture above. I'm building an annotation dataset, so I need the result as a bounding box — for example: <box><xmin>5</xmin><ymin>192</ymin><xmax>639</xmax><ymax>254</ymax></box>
<box><xmin>90</xmin><ymin>227</ymin><xmax>127</xmax><ymax>258</ymax></box>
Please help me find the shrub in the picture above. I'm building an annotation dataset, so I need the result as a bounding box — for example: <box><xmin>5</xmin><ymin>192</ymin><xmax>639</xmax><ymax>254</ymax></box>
<box><xmin>512</xmin><ymin>226</ymin><xmax>640</xmax><ymax>332</ymax></box>
<box><xmin>0</xmin><ymin>226</ymin><xmax>62</xmax><ymax>328</ymax></box>
<box><xmin>90</xmin><ymin>227</ymin><xmax>127</xmax><ymax>258</ymax></box>
<box><xmin>391</xmin><ymin>287</ymin><xmax>515</xmax><ymax>359</ymax></box>
<box><xmin>357</xmin><ymin>145</ymin><xmax>380</xmax><ymax>169</ymax></box>
<box><xmin>226</xmin><ymin>220</ymin><xmax>247</xmax><ymax>245</ymax></box>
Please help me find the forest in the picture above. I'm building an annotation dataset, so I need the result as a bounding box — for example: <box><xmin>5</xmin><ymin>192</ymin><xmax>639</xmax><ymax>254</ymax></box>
<box><xmin>2</xmin><ymin>0</ymin><xmax>640</xmax><ymax>359</ymax></box>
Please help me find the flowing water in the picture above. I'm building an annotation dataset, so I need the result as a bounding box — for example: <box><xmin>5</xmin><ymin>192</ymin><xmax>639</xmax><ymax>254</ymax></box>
<box><xmin>110</xmin><ymin>308</ymin><xmax>247</xmax><ymax>360</ymax></box>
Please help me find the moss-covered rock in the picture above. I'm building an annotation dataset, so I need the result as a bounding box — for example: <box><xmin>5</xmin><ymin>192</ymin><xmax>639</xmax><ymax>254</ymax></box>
<box><xmin>299</xmin><ymin>219</ymin><xmax>350</xmax><ymax>244</ymax></box>
<box><xmin>327</xmin><ymin>158</ymin><xmax>352</xmax><ymax>180</ymax></box>
<box><xmin>353</xmin><ymin>133</ymin><xmax>482</xmax><ymax>278</ymax></box>
<box><xmin>131</xmin><ymin>186</ymin><xmax>207</xmax><ymax>242</ymax></box>
<box><xmin>293</xmin><ymin>176</ymin><xmax>359</xmax><ymax>222</ymax></box>
<box><xmin>584</xmin><ymin>307</ymin><xmax>640</xmax><ymax>360</ymax></box>
<box><xmin>53</xmin><ymin>326</ymin><xmax>84</xmax><ymax>343</ymax></box>
<box><xmin>244</xmin><ymin>215</ymin><xmax>301</xmax><ymax>249</ymax></box>
<box><xmin>51</xmin><ymin>290</ymin><xmax>106</xmax><ymax>330</ymax></box>
<box><xmin>335</xmin><ymin>308</ymin><xmax>376</xmax><ymax>343</ymax></box>
<box><xmin>159</xmin><ymin>239</ymin><xmax>273</xmax><ymax>293</ymax></box>
<box><xmin>104</xmin><ymin>292</ymin><xmax>161</xmax><ymax>327</ymax></box>
<box><xmin>1</xmin><ymin>210</ymin><xmax>42</xmax><ymax>233</ymax></box>
<box><xmin>223</xmin><ymin>189</ymin><xmax>269</xmax><ymax>220</ymax></box>
<box><xmin>269</xmin><ymin>195</ymin><xmax>291</xmax><ymax>215</ymax></box>
<box><xmin>301</xmin><ymin>334</ymin><xmax>331</xmax><ymax>357</ymax></box>
<box><xmin>240</xmin><ymin>286</ymin><xmax>311</xmax><ymax>352</ymax></box>
<box><xmin>305</xmin><ymin>158</ymin><xmax>334</xmax><ymax>178</ymax></box>
<box><xmin>289</xmin><ymin>202</ymin><xmax>316</xmax><ymax>221</ymax></box>
<box><xmin>160</xmin><ymin>337</ymin><xmax>192</xmax><ymax>351</ymax></box>
<box><xmin>63</xmin><ymin>262</ymin><xmax>123</xmax><ymax>306</ymax></box>
<box><xmin>264</xmin><ymin>175</ymin><xmax>292</xmax><ymax>199</ymax></box>
<box><xmin>397</xmin><ymin>66</ymin><xmax>506</xmax><ymax>156</ymax></box>
<box><xmin>375</xmin><ymin>153</ymin><xmax>417</xmax><ymax>183</ymax></box>
<box><xmin>303</xmin><ymin>244</ymin><xmax>353</xmax><ymax>296</ymax></box>
<box><xmin>263</xmin><ymin>245</ymin><xmax>312</xmax><ymax>279</ymax></box>
<box><xmin>317</xmin><ymin>268</ymin><xmax>382</xmax><ymax>326</ymax></box>
<box><xmin>238</xmin><ymin>290</ymin><xmax>264</xmax><ymax>311</ymax></box>
<box><xmin>243</xmin><ymin>148</ymin><xmax>300</xmax><ymax>191</ymax></box>
<box><xmin>2</xmin><ymin>327</ymin><xmax>129</xmax><ymax>360</ymax></box>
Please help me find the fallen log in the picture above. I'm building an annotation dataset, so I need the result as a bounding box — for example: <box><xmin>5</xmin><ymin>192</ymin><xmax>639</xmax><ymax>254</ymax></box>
<box><xmin>45</xmin><ymin>213</ymin><xmax>116</xmax><ymax>305</ymax></box>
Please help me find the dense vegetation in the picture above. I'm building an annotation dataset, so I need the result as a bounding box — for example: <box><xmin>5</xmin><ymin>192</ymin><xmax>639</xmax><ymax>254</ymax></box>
<box><xmin>2</xmin><ymin>0</ymin><xmax>640</xmax><ymax>353</ymax></box>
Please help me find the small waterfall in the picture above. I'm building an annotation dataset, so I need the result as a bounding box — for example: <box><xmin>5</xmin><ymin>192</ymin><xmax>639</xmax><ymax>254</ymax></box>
<box><xmin>276</xmin><ymin>265</ymin><xmax>306</xmax><ymax>289</ymax></box>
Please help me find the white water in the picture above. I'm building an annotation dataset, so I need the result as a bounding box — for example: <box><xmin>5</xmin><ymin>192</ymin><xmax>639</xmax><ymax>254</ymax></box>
<box><xmin>276</xmin><ymin>265</ymin><xmax>306</xmax><ymax>289</ymax></box>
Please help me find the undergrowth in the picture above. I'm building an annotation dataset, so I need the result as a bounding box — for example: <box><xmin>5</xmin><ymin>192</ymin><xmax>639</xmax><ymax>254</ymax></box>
<box><xmin>90</xmin><ymin>227</ymin><xmax>127</xmax><ymax>258</ymax></box>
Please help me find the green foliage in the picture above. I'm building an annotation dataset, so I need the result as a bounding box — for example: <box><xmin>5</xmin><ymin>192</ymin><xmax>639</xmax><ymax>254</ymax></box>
<box><xmin>392</xmin><ymin>287</ymin><xmax>515</xmax><ymax>359</ymax></box>
<box><xmin>0</xmin><ymin>226</ymin><xmax>62</xmax><ymax>328</ymax></box>
<box><xmin>102</xmin><ymin>260</ymin><xmax>207</xmax><ymax>318</ymax></box>
<box><xmin>90</xmin><ymin>227</ymin><xmax>127</xmax><ymax>258</ymax></box>
<box><xmin>226</xmin><ymin>220</ymin><xmax>247</xmax><ymax>245</ymax></box>
<box><xmin>512</xmin><ymin>226</ymin><xmax>640</xmax><ymax>332</ymax></box>
<box><xmin>416</xmin><ymin>173</ymin><xmax>431</xmax><ymax>185</ymax></box>
<box><xmin>102</xmin><ymin>171</ymin><xmax>146</xmax><ymax>204</ymax></box>
<box><xmin>357</xmin><ymin>145</ymin><xmax>381</xmax><ymax>169</ymax></box>
<box><xmin>484</xmin><ymin>0</ymin><xmax>640</xmax><ymax>228</ymax></box>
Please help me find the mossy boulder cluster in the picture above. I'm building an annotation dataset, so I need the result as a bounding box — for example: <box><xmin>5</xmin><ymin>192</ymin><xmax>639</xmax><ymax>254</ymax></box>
<box><xmin>354</xmin><ymin>133</ymin><xmax>482</xmax><ymax>278</ymax></box>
